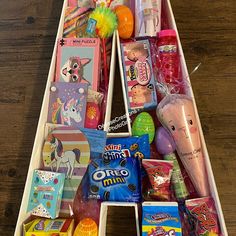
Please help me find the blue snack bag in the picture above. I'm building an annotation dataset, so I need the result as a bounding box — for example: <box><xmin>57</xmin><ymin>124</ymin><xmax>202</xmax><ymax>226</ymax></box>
<box><xmin>80</xmin><ymin>128</ymin><xmax>107</xmax><ymax>159</ymax></box>
<box><xmin>104</xmin><ymin>134</ymin><xmax>150</xmax><ymax>160</ymax></box>
<box><xmin>88</xmin><ymin>157</ymin><xmax>141</xmax><ymax>202</ymax></box>
<box><xmin>142</xmin><ymin>202</ymin><xmax>182</xmax><ymax>236</ymax></box>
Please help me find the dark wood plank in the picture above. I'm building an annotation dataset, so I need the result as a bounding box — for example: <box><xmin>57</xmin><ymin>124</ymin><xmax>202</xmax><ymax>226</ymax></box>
<box><xmin>171</xmin><ymin>0</ymin><xmax>236</xmax><ymax>234</ymax></box>
<box><xmin>0</xmin><ymin>0</ymin><xmax>235</xmax><ymax>235</ymax></box>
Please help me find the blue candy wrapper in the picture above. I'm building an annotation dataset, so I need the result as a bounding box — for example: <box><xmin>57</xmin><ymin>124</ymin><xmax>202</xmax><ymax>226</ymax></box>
<box><xmin>80</xmin><ymin>128</ymin><xmax>107</xmax><ymax>159</ymax></box>
<box><xmin>104</xmin><ymin>134</ymin><xmax>150</xmax><ymax>160</ymax></box>
<box><xmin>88</xmin><ymin>157</ymin><xmax>141</xmax><ymax>202</ymax></box>
<box><xmin>142</xmin><ymin>202</ymin><xmax>182</xmax><ymax>236</ymax></box>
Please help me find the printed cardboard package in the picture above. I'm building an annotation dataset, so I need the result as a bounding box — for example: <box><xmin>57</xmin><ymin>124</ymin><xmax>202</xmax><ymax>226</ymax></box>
<box><xmin>27</xmin><ymin>170</ymin><xmax>65</xmax><ymax>219</ymax></box>
<box><xmin>55</xmin><ymin>38</ymin><xmax>100</xmax><ymax>91</ymax></box>
<box><xmin>120</xmin><ymin>40</ymin><xmax>157</xmax><ymax>111</ymax></box>
<box><xmin>23</xmin><ymin>218</ymin><xmax>74</xmax><ymax>236</ymax></box>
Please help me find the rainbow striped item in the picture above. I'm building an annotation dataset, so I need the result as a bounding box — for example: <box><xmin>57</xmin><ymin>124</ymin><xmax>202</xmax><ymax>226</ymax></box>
<box><xmin>120</xmin><ymin>40</ymin><xmax>157</xmax><ymax>111</ymax></box>
<box><xmin>42</xmin><ymin>127</ymin><xmax>90</xmax><ymax>216</ymax></box>
<box><xmin>142</xmin><ymin>202</ymin><xmax>182</xmax><ymax>236</ymax></box>
<box><xmin>63</xmin><ymin>7</ymin><xmax>93</xmax><ymax>38</ymax></box>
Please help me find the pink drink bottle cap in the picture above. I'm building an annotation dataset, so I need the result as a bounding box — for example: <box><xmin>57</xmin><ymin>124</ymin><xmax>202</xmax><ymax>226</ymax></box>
<box><xmin>158</xmin><ymin>29</ymin><xmax>177</xmax><ymax>38</ymax></box>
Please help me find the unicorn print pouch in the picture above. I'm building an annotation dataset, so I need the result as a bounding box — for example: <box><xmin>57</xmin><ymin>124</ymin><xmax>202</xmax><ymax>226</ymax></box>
<box><xmin>47</xmin><ymin>82</ymin><xmax>88</xmax><ymax>128</ymax></box>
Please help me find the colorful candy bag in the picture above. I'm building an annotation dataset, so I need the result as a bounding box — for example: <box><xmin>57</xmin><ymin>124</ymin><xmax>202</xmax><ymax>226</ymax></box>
<box><xmin>104</xmin><ymin>135</ymin><xmax>151</xmax><ymax>161</ymax></box>
<box><xmin>142</xmin><ymin>160</ymin><xmax>173</xmax><ymax>201</ymax></box>
<box><xmin>186</xmin><ymin>197</ymin><xmax>221</xmax><ymax>236</ymax></box>
<box><xmin>87</xmin><ymin>157</ymin><xmax>141</xmax><ymax>202</ymax></box>
<box><xmin>80</xmin><ymin>128</ymin><xmax>107</xmax><ymax>158</ymax></box>
<box><xmin>142</xmin><ymin>202</ymin><xmax>182</xmax><ymax>236</ymax></box>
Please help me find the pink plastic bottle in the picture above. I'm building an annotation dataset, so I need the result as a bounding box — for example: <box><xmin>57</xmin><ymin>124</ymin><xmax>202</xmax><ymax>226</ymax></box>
<box><xmin>156</xmin><ymin>29</ymin><xmax>183</xmax><ymax>95</ymax></box>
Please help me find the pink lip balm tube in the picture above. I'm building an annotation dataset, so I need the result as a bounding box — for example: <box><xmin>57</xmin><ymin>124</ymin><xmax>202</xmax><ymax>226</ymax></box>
<box><xmin>155</xmin><ymin>126</ymin><xmax>189</xmax><ymax>200</ymax></box>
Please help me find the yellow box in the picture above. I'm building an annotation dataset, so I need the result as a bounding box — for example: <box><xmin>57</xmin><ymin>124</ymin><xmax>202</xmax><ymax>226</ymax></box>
<box><xmin>23</xmin><ymin>218</ymin><xmax>74</xmax><ymax>236</ymax></box>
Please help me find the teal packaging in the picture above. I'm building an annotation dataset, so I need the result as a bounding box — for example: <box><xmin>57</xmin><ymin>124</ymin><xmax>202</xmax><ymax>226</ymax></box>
<box><xmin>27</xmin><ymin>170</ymin><xmax>65</xmax><ymax>219</ymax></box>
<box><xmin>142</xmin><ymin>202</ymin><xmax>182</xmax><ymax>236</ymax></box>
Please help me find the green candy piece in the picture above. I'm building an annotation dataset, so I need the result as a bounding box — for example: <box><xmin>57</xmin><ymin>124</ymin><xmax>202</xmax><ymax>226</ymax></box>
<box><xmin>132</xmin><ymin>112</ymin><xmax>155</xmax><ymax>144</ymax></box>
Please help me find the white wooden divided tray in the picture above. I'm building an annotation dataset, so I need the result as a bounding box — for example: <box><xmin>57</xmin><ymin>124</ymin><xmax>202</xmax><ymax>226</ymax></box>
<box><xmin>14</xmin><ymin>0</ymin><xmax>228</xmax><ymax>235</ymax></box>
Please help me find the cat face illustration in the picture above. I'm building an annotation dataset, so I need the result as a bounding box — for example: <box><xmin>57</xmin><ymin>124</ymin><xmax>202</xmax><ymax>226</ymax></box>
<box><xmin>61</xmin><ymin>56</ymin><xmax>91</xmax><ymax>83</ymax></box>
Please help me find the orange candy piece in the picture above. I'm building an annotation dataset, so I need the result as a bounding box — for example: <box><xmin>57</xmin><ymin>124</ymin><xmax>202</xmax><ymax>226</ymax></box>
<box><xmin>114</xmin><ymin>5</ymin><xmax>134</xmax><ymax>39</ymax></box>
<box><xmin>73</xmin><ymin>218</ymin><xmax>98</xmax><ymax>236</ymax></box>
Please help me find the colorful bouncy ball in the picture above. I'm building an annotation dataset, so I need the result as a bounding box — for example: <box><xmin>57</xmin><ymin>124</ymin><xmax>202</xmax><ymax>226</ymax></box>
<box><xmin>114</xmin><ymin>5</ymin><xmax>134</xmax><ymax>39</ymax></box>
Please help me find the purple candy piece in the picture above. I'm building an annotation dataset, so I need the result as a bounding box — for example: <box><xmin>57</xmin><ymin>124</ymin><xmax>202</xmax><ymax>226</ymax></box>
<box><xmin>155</xmin><ymin>127</ymin><xmax>176</xmax><ymax>155</ymax></box>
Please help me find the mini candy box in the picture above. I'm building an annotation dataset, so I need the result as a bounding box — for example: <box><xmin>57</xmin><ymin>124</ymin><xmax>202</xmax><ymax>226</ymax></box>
<box><xmin>121</xmin><ymin>40</ymin><xmax>157</xmax><ymax>111</ymax></box>
<box><xmin>55</xmin><ymin>38</ymin><xmax>100</xmax><ymax>91</ymax></box>
<box><xmin>142</xmin><ymin>202</ymin><xmax>182</xmax><ymax>236</ymax></box>
<box><xmin>23</xmin><ymin>218</ymin><xmax>74</xmax><ymax>236</ymax></box>
<box><xmin>47</xmin><ymin>82</ymin><xmax>88</xmax><ymax>128</ymax></box>
<box><xmin>27</xmin><ymin>170</ymin><xmax>65</xmax><ymax>219</ymax></box>
<box><xmin>186</xmin><ymin>197</ymin><xmax>221</xmax><ymax>235</ymax></box>
<box><xmin>42</xmin><ymin>126</ymin><xmax>90</xmax><ymax>215</ymax></box>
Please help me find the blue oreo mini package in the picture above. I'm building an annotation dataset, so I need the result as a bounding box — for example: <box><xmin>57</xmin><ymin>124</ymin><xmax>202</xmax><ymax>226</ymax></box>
<box><xmin>88</xmin><ymin>157</ymin><xmax>141</xmax><ymax>202</ymax></box>
<box><xmin>142</xmin><ymin>202</ymin><xmax>182</xmax><ymax>236</ymax></box>
<box><xmin>104</xmin><ymin>134</ymin><xmax>150</xmax><ymax>160</ymax></box>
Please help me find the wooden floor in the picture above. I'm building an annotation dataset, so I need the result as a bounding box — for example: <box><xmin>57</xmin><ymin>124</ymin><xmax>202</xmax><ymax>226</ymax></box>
<box><xmin>0</xmin><ymin>0</ymin><xmax>235</xmax><ymax>235</ymax></box>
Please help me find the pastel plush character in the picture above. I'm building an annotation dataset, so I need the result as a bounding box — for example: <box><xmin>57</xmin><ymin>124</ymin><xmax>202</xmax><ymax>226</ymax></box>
<box><xmin>157</xmin><ymin>94</ymin><xmax>209</xmax><ymax>197</ymax></box>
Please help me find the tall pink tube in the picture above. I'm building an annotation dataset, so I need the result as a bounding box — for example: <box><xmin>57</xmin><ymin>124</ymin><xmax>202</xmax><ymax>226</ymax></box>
<box><xmin>156</xmin><ymin>94</ymin><xmax>209</xmax><ymax>197</ymax></box>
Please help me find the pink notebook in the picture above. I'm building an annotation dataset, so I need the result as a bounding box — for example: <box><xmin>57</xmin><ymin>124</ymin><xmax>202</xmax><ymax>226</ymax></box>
<box><xmin>55</xmin><ymin>38</ymin><xmax>100</xmax><ymax>91</ymax></box>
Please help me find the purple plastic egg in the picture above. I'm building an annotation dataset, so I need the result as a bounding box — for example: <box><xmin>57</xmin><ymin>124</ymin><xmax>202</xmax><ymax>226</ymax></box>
<box><xmin>155</xmin><ymin>127</ymin><xmax>176</xmax><ymax>155</ymax></box>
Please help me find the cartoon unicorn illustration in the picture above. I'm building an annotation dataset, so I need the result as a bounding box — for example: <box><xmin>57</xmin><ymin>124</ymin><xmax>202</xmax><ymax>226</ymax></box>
<box><xmin>138</xmin><ymin>0</ymin><xmax>159</xmax><ymax>34</ymax></box>
<box><xmin>61</xmin><ymin>56</ymin><xmax>91</xmax><ymax>83</ymax></box>
<box><xmin>52</xmin><ymin>97</ymin><xmax>84</xmax><ymax>126</ymax></box>
<box><xmin>49</xmin><ymin>136</ymin><xmax>81</xmax><ymax>178</ymax></box>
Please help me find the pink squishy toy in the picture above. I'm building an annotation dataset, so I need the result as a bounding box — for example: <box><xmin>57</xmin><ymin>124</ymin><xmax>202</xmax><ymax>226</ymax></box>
<box><xmin>156</xmin><ymin>94</ymin><xmax>210</xmax><ymax>197</ymax></box>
